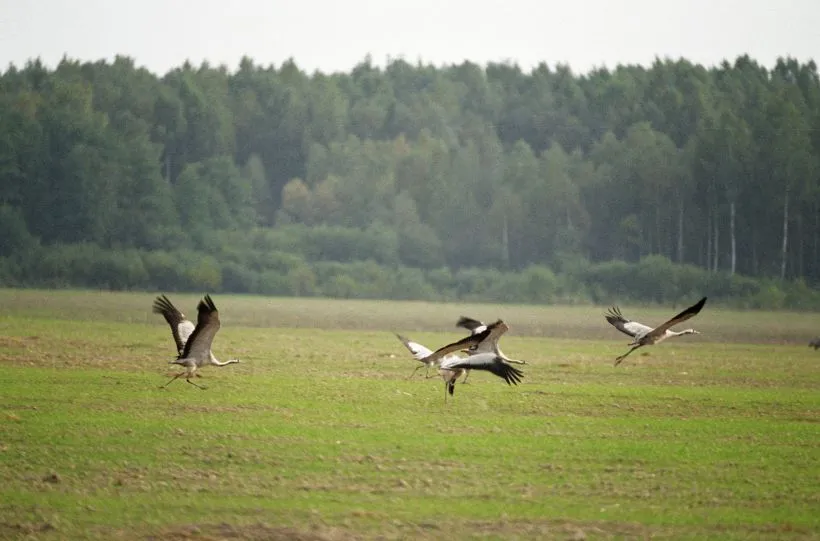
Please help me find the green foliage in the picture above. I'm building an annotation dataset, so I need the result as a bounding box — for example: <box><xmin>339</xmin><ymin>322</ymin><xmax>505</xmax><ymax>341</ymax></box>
<box><xmin>0</xmin><ymin>204</ymin><xmax>36</xmax><ymax>257</ymax></box>
<box><xmin>2</xmin><ymin>54</ymin><xmax>820</xmax><ymax>304</ymax></box>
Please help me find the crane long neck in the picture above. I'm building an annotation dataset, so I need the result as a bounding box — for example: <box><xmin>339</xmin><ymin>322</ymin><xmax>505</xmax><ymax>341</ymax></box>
<box><xmin>209</xmin><ymin>353</ymin><xmax>240</xmax><ymax>366</ymax></box>
<box><xmin>496</xmin><ymin>346</ymin><xmax>526</xmax><ymax>365</ymax></box>
<box><xmin>668</xmin><ymin>329</ymin><xmax>696</xmax><ymax>337</ymax></box>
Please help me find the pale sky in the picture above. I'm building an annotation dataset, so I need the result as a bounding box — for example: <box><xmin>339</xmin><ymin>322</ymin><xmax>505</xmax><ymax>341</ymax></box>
<box><xmin>1</xmin><ymin>0</ymin><xmax>818</xmax><ymax>76</ymax></box>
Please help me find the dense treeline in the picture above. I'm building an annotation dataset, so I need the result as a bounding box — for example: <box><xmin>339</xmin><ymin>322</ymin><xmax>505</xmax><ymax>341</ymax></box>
<box><xmin>1</xmin><ymin>54</ymin><xmax>819</xmax><ymax>307</ymax></box>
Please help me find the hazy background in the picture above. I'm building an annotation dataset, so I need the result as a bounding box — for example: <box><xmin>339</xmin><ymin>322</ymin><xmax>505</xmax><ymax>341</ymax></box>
<box><xmin>1</xmin><ymin>0</ymin><xmax>818</xmax><ymax>74</ymax></box>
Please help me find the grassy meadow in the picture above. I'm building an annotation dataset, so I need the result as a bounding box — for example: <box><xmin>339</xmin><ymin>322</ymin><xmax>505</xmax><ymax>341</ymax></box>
<box><xmin>0</xmin><ymin>289</ymin><xmax>818</xmax><ymax>540</ymax></box>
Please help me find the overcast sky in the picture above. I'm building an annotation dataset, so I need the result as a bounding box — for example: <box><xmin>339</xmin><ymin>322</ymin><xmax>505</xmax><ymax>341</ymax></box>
<box><xmin>1</xmin><ymin>0</ymin><xmax>817</xmax><ymax>76</ymax></box>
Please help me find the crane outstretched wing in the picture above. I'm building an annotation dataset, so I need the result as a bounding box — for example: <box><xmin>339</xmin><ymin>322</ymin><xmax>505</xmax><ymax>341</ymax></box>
<box><xmin>645</xmin><ymin>297</ymin><xmax>707</xmax><ymax>341</ymax></box>
<box><xmin>179</xmin><ymin>295</ymin><xmax>221</xmax><ymax>361</ymax></box>
<box><xmin>456</xmin><ymin>316</ymin><xmax>487</xmax><ymax>334</ymax></box>
<box><xmin>440</xmin><ymin>352</ymin><xmax>524</xmax><ymax>386</ymax></box>
<box><xmin>153</xmin><ymin>295</ymin><xmax>196</xmax><ymax>356</ymax></box>
<box><xmin>420</xmin><ymin>320</ymin><xmax>508</xmax><ymax>365</ymax></box>
<box><xmin>395</xmin><ymin>334</ymin><xmax>434</xmax><ymax>360</ymax></box>
<box><xmin>604</xmin><ymin>306</ymin><xmax>652</xmax><ymax>338</ymax></box>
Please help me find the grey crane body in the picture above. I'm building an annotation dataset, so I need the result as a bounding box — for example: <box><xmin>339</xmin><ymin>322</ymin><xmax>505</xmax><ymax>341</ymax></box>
<box><xmin>605</xmin><ymin>297</ymin><xmax>707</xmax><ymax>366</ymax></box>
<box><xmin>809</xmin><ymin>338</ymin><xmax>820</xmax><ymax>350</ymax></box>
<box><xmin>155</xmin><ymin>294</ymin><xmax>240</xmax><ymax>389</ymax></box>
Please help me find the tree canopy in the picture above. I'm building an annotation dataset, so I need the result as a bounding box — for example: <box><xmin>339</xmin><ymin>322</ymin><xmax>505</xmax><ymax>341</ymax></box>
<box><xmin>2</xmin><ymin>54</ymin><xmax>820</xmax><ymax>308</ymax></box>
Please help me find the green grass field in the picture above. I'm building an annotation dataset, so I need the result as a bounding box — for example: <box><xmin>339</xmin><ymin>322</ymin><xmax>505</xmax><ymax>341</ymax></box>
<box><xmin>0</xmin><ymin>289</ymin><xmax>818</xmax><ymax>540</ymax></box>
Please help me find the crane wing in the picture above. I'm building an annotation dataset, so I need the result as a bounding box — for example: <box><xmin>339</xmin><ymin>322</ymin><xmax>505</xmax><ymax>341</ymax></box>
<box><xmin>646</xmin><ymin>297</ymin><xmax>707</xmax><ymax>340</ymax></box>
<box><xmin>456</xmin><ymin>316</ymin><xmax>487</xmax><ymax>334</ymax></box>
<box><xmin>179</xmin><ymin>295</ymin><xmax>221</xmax><ymax>361</ymax></box>
<box><xmin>440</xmin><ymin>352</ymin><xmax>524</xmax><ymax>386</ymax></box>
<box><xmin>469</xmin><ymin>319</ymin><xmax>509</xmax><ymax>354</ymax></box>
<box><xmin>421</xmin><ymin>320</ymin><xmax>508</xmax><ymax>365</ymax></box>
<box><xmin>604</xmin><ymin>306</ymin><xmax>652</xmax><ymax>338</ymax></box>
<box><xmin>152</xmin><ymin>295</ymin><xmax>196</xmax><ymax>356</ymax></box>
<box><xmin>395</xmin><ymin>334</ymin><xmax>434</xmax><ymax>360</ymax></box>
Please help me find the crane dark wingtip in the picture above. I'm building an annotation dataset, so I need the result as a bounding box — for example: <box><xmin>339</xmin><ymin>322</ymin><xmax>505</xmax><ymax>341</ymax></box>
<box><xmin>198</xmin><ymin>294</ymin><xmax>217</xmax><ymax>312</ymax></box>
<box><xmin>152</xmin><ymin>294</ymin><xmax>173</xmax><ymax>314</ymax></box>
<box><xmin>502</xmin><ymin>364</ymin><xmax>524</xmax><ymax>385</ymax></box>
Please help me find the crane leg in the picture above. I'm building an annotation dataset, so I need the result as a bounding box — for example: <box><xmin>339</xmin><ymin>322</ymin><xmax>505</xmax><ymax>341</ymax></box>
<box><xmin>408</xmin><ymin>364</ymin><xmax>423</xmax><ymax>379</ymax></box>
<box><xmin>161</xmin><ymin>372</ymin><xmax>184</xmax><ymax>388</ymax></box>
<box><xmin>185</xmin><ymin>377</ymin><xmax>207</xmax><ymax>390</ymax></box>
<box><xmin>614</xmin><ymin>345</ymin><xmax>642</xmax><ymax>366</ymax></box>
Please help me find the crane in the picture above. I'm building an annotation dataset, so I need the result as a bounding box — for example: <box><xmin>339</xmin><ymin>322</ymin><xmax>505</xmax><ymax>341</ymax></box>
<box><xmin>157</xmin><ymin>294</ymin><xmax>240</xmax><ymax>389</ymax></box>
<box><xmin>809</xmin><ymin>338</ymin><xmax>820</xmax><ymax>350</ymax></box>
<box><xmin>420</xmin><ymin>319</ymin><xmax>525</xmax><ymax>400</ymax></box>
<box><xmin>605</xmin><ymin>297</ymin><xmax>707</xmax><ymax>366</ymax></box>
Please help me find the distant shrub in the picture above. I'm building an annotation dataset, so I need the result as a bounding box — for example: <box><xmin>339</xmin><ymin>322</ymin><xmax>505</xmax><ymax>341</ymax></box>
<box><xmin>322</xmin><ymin>274</ymin><xmax>359</xmax><ymax>298</ymax></box>
<box><xmin>6</xmin><ymin>234</ymin><xmax>820</xmax><ymax>311</ymax></box>
<box><xmin>287</xmin><ymin>264</ymin><xmax>318</xmax><ymax>296</ymax></box>
<box><xmin>221</xmin><ymin>262</ymin><xmax>258</xmax><ymax>293</ymax></box>
<box><xmin>0</xmin><ymin>256</ymin><xmax>21</xmax><ymax>286</ymax></box>
<box><xmin>520</xmin><ymin>265</ymin><xmax>559</xmax><ymax>303</ymax></box>
<box><xmin>256</xmin><ymin>270</ymin><xmax>291</xmax><ymax>296</ymax></box>
<box><xmin>142</xmin><ymin>250</ymin><xmax>188</xmax><ymax>291</ymax></box>
<box><xmin>453</xmin><ymin>267</ymin><xmax>505</xmax><ymax>300</ymax></box>
<box><xmin>390</xmin><ymin>267</ymin><xmax>437</xmax><ymax>301</ymax></box>
<box><xmin>0</xmin><ymin>205</ymin><xmax>37</xmax><ymax>258</ymax></box>
<box><xmin>90</xmin><ymin>250</ymin><xmax>148</xmax><ymax>290</ymax></box>
<box><xmin>179</xmin><ymin>252</ymin><xmax>222</xmax><ymax>291</ymax></box>
<box><xmin>425</xmin><ymin>267</ymin><xmax>456</xmax><ymax>300</ymax></box>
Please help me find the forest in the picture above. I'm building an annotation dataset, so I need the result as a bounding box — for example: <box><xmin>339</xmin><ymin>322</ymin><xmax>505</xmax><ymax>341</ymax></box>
<box><xmin>1</xmin><ymin>53</ymin><xmax>819</xmax><ymax>308</ymax></box>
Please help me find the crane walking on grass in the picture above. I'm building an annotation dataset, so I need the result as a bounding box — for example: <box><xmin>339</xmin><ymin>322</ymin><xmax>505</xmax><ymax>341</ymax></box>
<box><xmin>421</xmin><ymin>319</ymin><xmax>525</xmax><ymax>400</ymax></box>
<box><xmin>605</xmin><ymin>297</ymin><xmax>707</xmax><ymax>366</ymax></box>
<box><xmin>155</xmin><ymin>294</ymin><xmax>240</xmax><ymax>389</ymax></box>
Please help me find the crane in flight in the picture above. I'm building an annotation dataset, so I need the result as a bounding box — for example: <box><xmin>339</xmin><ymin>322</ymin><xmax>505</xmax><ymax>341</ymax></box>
<box><xmin>605</xmin><ymin>297</ymin><xmax>707</xmax><ymax>366</ymax></box>
<box><xmin>155</xmin><ymin>294</ymin><xmax>240</xmax><ymax>389</ymax></box>
<box><xmin>420</xmin><ymin>319</ymin><xmax>525</xmax><ymax>400</ymax></box>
